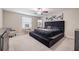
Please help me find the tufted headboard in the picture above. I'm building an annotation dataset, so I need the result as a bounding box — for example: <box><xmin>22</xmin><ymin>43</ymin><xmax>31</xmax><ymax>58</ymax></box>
<box><xmin>45</xmin><ymin>21</ymin><xmax>65</xmax><ymax>32</ymax></box>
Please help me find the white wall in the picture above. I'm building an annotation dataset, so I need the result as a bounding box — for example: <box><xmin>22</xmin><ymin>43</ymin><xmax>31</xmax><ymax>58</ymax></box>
<box><xmin>0</xmin><ymin>9</ymin><xmax>3</xmax><ymax>28</ymax></box>
<box><xmin>3</xmin><ymin>10</ymin><xmax>22</xmax><ymax>33</ymax></box>
<box><xmin>63</xmin><ymin>9</ymin><xmax>79</xmax><ymax>39</ymax></box>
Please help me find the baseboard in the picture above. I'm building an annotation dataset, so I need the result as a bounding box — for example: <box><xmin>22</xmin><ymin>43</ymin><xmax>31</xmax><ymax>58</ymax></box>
<box><xmin>64</xmin><ymin>35</ymin><xmax>74</xmax><ymax>40</ymax></box>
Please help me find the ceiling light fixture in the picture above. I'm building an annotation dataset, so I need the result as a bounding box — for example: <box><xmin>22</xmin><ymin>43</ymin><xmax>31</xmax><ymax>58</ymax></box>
<box><xmin>34</xmin><ymin>8</ymin><xmax>48</xmax><ymax>15</ymax></box>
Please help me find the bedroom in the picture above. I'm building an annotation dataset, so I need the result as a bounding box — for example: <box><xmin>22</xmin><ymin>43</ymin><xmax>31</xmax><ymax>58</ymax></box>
<box><xmin>0</xmin><ymin>8</ymin><xmax>79</xmax><ymax>51</ymax></box>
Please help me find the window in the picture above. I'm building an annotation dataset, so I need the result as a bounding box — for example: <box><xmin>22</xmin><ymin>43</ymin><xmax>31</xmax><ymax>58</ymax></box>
<box><xmin>22</xmin><ymin>16</ymin><xmax>32</xmax><ymax>29</ymax></box>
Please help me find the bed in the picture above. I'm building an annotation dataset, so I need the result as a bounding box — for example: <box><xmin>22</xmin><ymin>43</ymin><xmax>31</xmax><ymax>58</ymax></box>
<box><xmin>29</xmin><ymin>21</ymin><xmax>64</xmax><ymax>48</ymax></box>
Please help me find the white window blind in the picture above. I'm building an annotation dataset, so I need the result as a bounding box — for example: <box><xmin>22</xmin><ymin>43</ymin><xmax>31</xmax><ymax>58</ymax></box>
<box><xmin>22</xmin><ymin>16</ymin><xmax>32</xmax><ymax>29</ymax></box>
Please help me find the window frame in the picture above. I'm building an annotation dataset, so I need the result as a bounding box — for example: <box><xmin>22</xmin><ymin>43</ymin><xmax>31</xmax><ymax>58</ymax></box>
<box><xmin>21</xmin><ymin>16</ymin><xmax>32</xmax><ymax>29</ymax></box>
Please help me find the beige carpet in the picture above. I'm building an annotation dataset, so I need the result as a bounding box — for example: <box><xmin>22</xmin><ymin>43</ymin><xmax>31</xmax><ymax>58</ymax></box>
<box><xmin>9</xmin><ymin>34</ymin><xmax>74</xmax><ymax>51</ymax></box>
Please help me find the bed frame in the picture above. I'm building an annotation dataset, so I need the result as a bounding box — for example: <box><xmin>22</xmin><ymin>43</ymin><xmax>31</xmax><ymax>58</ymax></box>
<box><xmin>29</xmin><ymin>21</ymin><xmax>65</xmax><ymax>48</ymax></box>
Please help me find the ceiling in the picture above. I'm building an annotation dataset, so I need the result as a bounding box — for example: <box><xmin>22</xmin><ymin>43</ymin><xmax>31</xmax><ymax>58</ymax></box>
<box><xmin>3</xmin><ymin>8</ymin><xmax>64</xmax><ymax>17</ymax></box>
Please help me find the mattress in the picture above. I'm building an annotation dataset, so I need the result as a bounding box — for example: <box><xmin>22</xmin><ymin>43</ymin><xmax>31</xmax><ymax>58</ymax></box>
<box><xmin>34</xmin><ymin>28</ymin><xmax>62</xmax><ymax>37</ymax></box>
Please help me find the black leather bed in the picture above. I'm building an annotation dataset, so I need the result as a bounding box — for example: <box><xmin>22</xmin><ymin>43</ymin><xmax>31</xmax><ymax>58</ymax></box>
<box><xmin>29</xmin><ymin>21</ymin><xmax>64</xmax><ymax>48</ymax></box>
